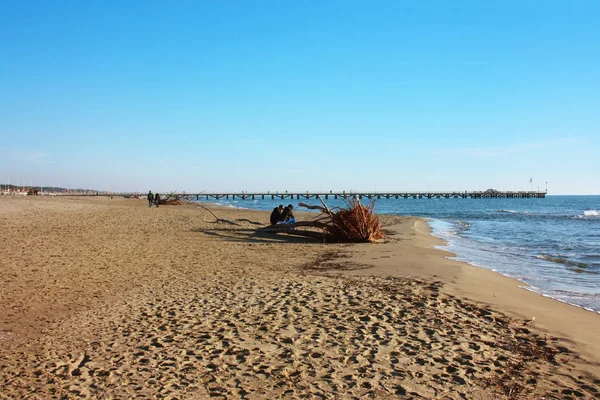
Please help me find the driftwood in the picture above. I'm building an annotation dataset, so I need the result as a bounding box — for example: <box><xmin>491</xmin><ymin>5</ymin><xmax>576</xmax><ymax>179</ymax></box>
<box><xmin>298</xmin><ymin>202</ymin><xmax>327</xmax><ymax>213</ymax></box>
<box><xmin>159</xmin><ymin>191</ymin><xmax>239</xmax><ymax>225</ymax></box>
<box><xmin>156</xmin><ymin>192</ymin><xmax>183</xmax><ymax>205</ymax></box>
<box><xmin>325</xmin><ymin>197</ymin><xmax>384</xmax><ymax>242</ymax></box>
<box><xmin>195</xmin><ymin>204</ymin><xmax>240</xmax><ymax>225</ymax></box>
<box><xmin>259</xmin><ymin>196</ymin><xmax>384</xmax><ymax>243</ymax></box>
<box><xmin>235</xmin><ymin>218</ymin><xmax>263</xmax><ymax>226</ymax></box>
<box><xmin>259</xmin><ymin>220</ymin><xmax>329</xmax><ymax>231</ymax></box>
<box><xmin>155</xmin><ymin>193</ymin><xmax>241</xmax><ymax>226</ymax></box>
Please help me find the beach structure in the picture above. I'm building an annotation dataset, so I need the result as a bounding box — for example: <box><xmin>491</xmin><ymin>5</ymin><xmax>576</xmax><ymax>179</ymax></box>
<box><xmin>156</xmin><ymin>190</ymin><xmax>547</xmax><ymax>202</ymax></box>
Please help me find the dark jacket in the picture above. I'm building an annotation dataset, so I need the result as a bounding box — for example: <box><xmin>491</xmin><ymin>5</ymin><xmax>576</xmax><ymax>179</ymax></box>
<box><xmin>270</xmin><ymin>207</ymin><xmax>282</xmax><ymax>225</ymax></box>
<box><xmin>154</xmin><ymin>193</ymin><xmax>161</xmax><ymax>203</ymax></box>
<box><xmin>280</xmin><ymin>206</ymin><xmax>294</xmax><ymax>222</ymax></box>
<box><xmin>147</xmin><ymin>192</ymin><xmax>154</xmax><ymax>201</ymax></box>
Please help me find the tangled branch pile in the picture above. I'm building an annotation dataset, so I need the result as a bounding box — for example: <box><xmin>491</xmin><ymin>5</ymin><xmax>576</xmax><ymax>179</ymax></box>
<box><xmin>157</xmin><ymin>193</ymin><xmax>183</xmax><ymax>205</ymax></box>
<box><xmin>316</xmin><ymin>197</ymin><xmax>384</xmax><ymax>242</ymax></box>
<box><xmin>260</xmin><ymin>197</ymin><xmax>385</xmax><ymax>243</ymax></box>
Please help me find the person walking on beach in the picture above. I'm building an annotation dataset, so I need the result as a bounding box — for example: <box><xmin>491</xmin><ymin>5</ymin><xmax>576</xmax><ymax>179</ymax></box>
<box><xmin>270</xmin><ymin>205</ymin><xmax>284</xmax><ymax>226</ymax></box>
<box><xmin>154</xmin><ymin>192</ymin><xmax>160</xmax><ymax>208</ymax></box>
<box><xmin>147</xmin><ymin>191</ymin><xmax>154</xmax><ymax>208</ymax></box>
<box><xmin>279</xmin><ymin>204</ymin><xmax>296</xmax><ymax>224</ymax></box>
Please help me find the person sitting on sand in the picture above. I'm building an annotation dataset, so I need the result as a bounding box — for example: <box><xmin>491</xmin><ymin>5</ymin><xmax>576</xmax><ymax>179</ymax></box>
<box><xmin>279</xmin><ymin>204</ymin><xmax>296</xmax><ymax>224</ymax></box>
<box><xmin>270</xmin><ymin>205</ymin><xmax>284</xmax><ymax>226</ymax></box>
<box><xmin>147</xmin><ymin>191</ymin><xmax>154</xmax><ymax>208</ymax></box>
<box><xmin>154</xmin><ymin>192</ymin><xmax>161</xmax><ymax>208</ymax></box>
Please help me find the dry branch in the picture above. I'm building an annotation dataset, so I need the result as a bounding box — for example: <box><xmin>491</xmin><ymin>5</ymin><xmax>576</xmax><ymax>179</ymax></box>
<box><xmin>156</xmin><ymin>192</ymin><xmax>183</xmax><ymax>205</ymax></box>
<box><xmin>298</xmin><ymin>202</ymin><xmax>328</xmax><ymax>213</ymax></box>
<box><xmin>258</xmin><ymin>227</ymin><xmax>325</xmax><ymax>240</ymax></box>
<box><xmin>195</xmin><ymin>204</ymin><xmax>240</xmax><ymax>225</ymax></box>
<box><xmin>259</xmin><ymin>197</ymin><xmax>384</xmax><ymax>243</ymax></box>
<box><xmin>259</xmin><ymin>221</ymin><xmax>330</xmax><ymax>231</ymax></box>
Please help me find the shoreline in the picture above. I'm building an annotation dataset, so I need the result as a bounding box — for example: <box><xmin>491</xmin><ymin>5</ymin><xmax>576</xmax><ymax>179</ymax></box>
<box><xmin>336</xmin><ymin>216</ymin><xmax>600</xmax><ymax>375</ymax></box>
<box><xmin>425</xmin><ymin>219</ymin><xmax>600</xmax><ymax>318</ymax></box>
<box><xmin>1</xmin><ymin>196</ymin><xmax>598</xmax><ymax>398</ymax></box>
<box><xmin>207</xmin><ymin>196</ymin><xmax>600</xmax><ymax>315</ymax></box>
<box><xmin>141</xmin><ymin>200</ymin><xmax>600</xmax><ymax>380</ymax></box>
<box><xmin>426</xmin><ymin>218</ymin><xmax>600</xmax><ymax>317</ymax></box>
<box><xmin>214</xmin><ymin>198</ymin><xmax>600</xmax><ymax>316</ymax></box>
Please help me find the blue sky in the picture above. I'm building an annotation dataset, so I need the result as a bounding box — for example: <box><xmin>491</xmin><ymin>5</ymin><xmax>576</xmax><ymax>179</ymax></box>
<box><xmin>1</xmin><ymin>1</ymin><xmax>598</xmax><ymax>194</ymax></box>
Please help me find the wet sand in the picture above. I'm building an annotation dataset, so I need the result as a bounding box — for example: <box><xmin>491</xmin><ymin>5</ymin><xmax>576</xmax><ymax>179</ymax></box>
<box><xmin>0</xmin><ymin>195</ymin><xmax>599</xmax><ymax>399</ymax></box>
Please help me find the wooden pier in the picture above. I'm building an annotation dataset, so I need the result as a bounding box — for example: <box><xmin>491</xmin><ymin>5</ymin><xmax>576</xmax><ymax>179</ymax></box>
<box><xmin>160</xmin><ymin>191</ymin><xmax>546</xmax><ymax>201</ymax></box>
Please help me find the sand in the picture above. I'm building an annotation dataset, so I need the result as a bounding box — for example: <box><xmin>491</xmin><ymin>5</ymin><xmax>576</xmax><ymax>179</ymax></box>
<box><xmin>0</xmin><ymin>195</ymin><xmax>599</xmax><ymax>399</ymax></box>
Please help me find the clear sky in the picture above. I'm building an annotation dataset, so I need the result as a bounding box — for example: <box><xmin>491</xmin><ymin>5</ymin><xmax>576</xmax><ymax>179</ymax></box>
<box><xmin>1</xmin><ymin>1</ymin><xmax>598</xmax><ymax>194</ymax></box>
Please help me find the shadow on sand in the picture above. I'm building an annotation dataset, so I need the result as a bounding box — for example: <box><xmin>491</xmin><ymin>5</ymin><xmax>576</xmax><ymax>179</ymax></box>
<box><xmin>191</xmin><ymin>225</ymin><xmax>322</xmax><ymax>244</ymax></box>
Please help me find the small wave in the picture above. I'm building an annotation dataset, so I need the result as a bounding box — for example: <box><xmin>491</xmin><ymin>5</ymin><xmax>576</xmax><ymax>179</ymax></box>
<box><xmin>537</xmin><ymin>254</ymin><xmax>590</xmax><ymax>269</ymax></box>
<box><xmin>456</xmin><ymin>220</ymin><xmax>471</xmax><ymax>230</ymax></box>
<box><xmin>492</xmin><ymin>209</ymin><xmax>599</xmax><ymax>220</ymax></box>
<box><xmin>214</xmin><ymin>201</ymin><xmax>249</xmax><ymax>210</ymax></box>
<box><xmin>570</xmin><ymin>210</ymin><xmax>600</xmax><ymax>219</ymax></box>
<box><xmin>569</xmin><ymin>267</ymin><xmax>598</xmax><ymax>275</ymax></box>
<box><xmin>523</xmin><ymin>286</ymin><xmax>600</xmax><ymax>314</ymax></box>
<box><xmin>493</xmin><ymin>209</ymin><xmax>533</xmax><ymax>216</ymax></box>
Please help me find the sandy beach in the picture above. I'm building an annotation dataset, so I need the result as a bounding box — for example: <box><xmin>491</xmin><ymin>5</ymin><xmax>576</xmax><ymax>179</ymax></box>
<box><xmin>1</xmin><ymin>195</ymin><xmax>599</xmax><ymax>399</ymax></box>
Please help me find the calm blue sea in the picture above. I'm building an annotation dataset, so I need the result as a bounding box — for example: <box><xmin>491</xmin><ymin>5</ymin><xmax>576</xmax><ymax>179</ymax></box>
<box><xmin>206</xmin><ymin>195</ymin><xmax>600</xmax><ymax>314</ymax></box>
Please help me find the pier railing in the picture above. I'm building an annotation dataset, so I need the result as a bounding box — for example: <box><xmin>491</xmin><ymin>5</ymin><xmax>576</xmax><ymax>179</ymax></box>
<box><xmin>136</xmin><ymin>191</ymin><xmax>546</xmax><ymax>201</ymax></box>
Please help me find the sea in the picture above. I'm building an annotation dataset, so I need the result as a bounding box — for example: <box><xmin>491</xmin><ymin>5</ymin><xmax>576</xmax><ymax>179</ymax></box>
<box><xmin>205</xmin><ymin>195</ymin><xmax>600</xmax><ymax>314</ymax></box>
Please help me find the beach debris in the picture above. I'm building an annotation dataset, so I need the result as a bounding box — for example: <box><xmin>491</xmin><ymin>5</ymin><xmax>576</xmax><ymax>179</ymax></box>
<box><xmin>259</xmin><ymin>196</ymin><xmax>385</xmax><ymax>243</ymax></box>
<box><xmin>155</xmin><ymin>192</ymin><xmax>183</xmax><ymax>205</ymax></box>
<box><xmin>301</xmin><ymin>251</ymin><xmax>368</xmax><ymax>271</ymax></box>
<box><xmin>522</xmin><ymin>317</ymin><xmax>536</xmax><ymax>326</ymax></box>
<box><xmin>482</xmin><ymin>328</ymin><xmax>560</xmax><ymax>398</ymax></box>
<box><xmin>195</xmin><ymin>204</ymin><xmax>240</xmax><ymax>225</ymax></box>
<box><xmin>235</xmin><ymin>218</ymin><xmax>263</xmax><ymax>226</ymax></box>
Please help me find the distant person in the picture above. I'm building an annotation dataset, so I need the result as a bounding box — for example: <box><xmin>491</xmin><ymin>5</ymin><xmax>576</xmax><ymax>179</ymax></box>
<box><xmin>279</xmin><ymin>204</ymin><xmax>296</xmax><ymax>224</ymax></box>
<box><xmin>270</xmin><ymin>205</ymin><xmax>284</xmax><ymax>226</ymax></box>
<box><xmin>154</xmin><ymin>192</ymin><xmax>161</xmax><ymax>208</ymax></box>
<box><xmin>147</xmin><ymin>191</ymin><xmax>154</xmax><ymax>207</ymax></box>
